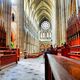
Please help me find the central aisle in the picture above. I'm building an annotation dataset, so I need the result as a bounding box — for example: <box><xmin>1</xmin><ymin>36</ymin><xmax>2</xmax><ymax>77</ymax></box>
<box><xmin>0</xmin><ymin>56</ymin><xmax>45</xmax><ymax>80</ymax></box>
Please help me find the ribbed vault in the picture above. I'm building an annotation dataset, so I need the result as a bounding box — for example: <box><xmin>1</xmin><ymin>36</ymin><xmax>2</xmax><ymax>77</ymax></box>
<box><xmin>27</xmin><ymin>0</ymin><xmax>53</xmax><ymax>27</ymax></box>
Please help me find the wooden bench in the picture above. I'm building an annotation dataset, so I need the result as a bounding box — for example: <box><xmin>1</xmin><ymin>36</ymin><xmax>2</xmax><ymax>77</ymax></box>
<box><xmin>45</xmin><ymin>54</ymin><xmax>80</xmax><ymax>80</ymax></box>
<box><xmin>0</xmin><ymin>49</ymin><xmax>19</xmax><ymax>70</ymax></box>
<box><xmin>26</xmin><ymin>52</ymin><xmax>43</xmax><ymax>58</ymax></box>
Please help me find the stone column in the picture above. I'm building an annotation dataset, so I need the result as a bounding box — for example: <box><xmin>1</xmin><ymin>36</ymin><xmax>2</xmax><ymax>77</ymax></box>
<box><xmin>27</xmin><ymin>32</ymin><xmax>29</xmax><ymax>53</ymax></box>
<box><xmin>56</xmin><ymin>0</ymin><xmax>61</xmax><ymax>45</ymax></box>
<box><xmin>17</xmin><ymin>0</ymin><xmax>24</xmax><ymax>56</ymax></box>
<box><xmin>28</xmin><ymin>33</ymin><xmax>30</xmax><ymax>53</ymax></box>
<box><xmin>56</xmin><ymin>0</ymin><xmax>66</xmax><ymax>46</ymax></box>
<box><xmin>26</xmin><ymin>33</ymin><xmax>28</xmax><ymax>49</ymax></box>
<box><xmin>3</xmin><ymin>0</ymin><xmax>11</xmax><ymax>47</ymax></box>
<box><xmin>61</xmin><ymin>0</ymin><xmax>66</xmax><ymax>44</ymax></box>
<box><xmin>23</xmin><ymin>33</ymin><xmax>27</xmax><ymax>50</ymax></box>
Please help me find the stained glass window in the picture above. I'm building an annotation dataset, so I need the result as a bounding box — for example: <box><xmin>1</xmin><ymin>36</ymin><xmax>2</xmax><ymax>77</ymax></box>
<box><xmin>41</xmin><ymin>21</ymin><xmax>50</xmax><ymax>30</ymax></box>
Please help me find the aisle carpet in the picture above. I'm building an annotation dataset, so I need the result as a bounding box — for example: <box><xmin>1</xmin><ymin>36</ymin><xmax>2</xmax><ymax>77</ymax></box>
<box><xmin>0</xmin><ymin>56</ymin><xmax>45</xmax><ymax>80</ymax></box>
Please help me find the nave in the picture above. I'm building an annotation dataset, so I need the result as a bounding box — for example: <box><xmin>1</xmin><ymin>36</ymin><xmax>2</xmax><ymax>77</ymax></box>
<box><xmin>0</xmin><ymin>56</ymin><xmax>45</xmax><ymax>80</ymax></box>
<box><xmin>0</xmin><ymin>0</ymin><xmax>80</xmax><ymax>80</ymax></box>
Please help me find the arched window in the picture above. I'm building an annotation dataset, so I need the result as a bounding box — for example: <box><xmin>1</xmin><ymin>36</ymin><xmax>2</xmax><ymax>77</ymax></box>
<box><xmin>50</xmin><ymin>32</ymin><xmax>52</xmax><ymax>38</ymax></box>
<box><xmin>42</xmin><ymin>32</ymin><xmax>45</xmax><ymax>38</ymax></box>
<box><xmin>41</xmin><ymin>21</ymin><xmax>50</xmax><ymax>30</ymax></box>
<box><xmin>78</xmin><ymin>0</ymin><xmax>80</xmax><ymax>7</ymax></box>
<box><xmin>47</xmin><ymin>32</ymin><xmax>49</xmax><ymax>38</ymax></box>
<box><xmin>40</xmin><ymin>32</ymin><xmax>43</xmax><ymax>38</ymax></box>
<box><xmin>12</xmin><ymin>13</ymin><xmax>15</xmax><ymax>21</ymax></box>
<box><xmin>40</xmin><ymin>31</ymin><xmax>52</xmax><ymax>39</ymax></box>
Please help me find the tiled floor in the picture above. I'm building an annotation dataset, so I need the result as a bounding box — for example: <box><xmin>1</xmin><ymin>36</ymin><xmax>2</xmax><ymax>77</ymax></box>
<box><xmin>0</xmin><ymin>56</ymin><xmax>45</xmax><ymax>80</ymax></box>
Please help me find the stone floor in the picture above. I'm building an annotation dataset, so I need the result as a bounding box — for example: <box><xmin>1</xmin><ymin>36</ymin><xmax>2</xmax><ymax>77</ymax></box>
<box><xmin>0</xmin><ymin>56</ymin><xmax>45</xmax><ymax>80</ymax></box>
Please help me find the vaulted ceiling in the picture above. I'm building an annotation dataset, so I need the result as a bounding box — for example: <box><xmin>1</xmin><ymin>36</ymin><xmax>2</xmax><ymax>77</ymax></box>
<box><xmin>25</xmin><ymin>0</ymin><xmax>54</xmax><ymax>26</ymax></box>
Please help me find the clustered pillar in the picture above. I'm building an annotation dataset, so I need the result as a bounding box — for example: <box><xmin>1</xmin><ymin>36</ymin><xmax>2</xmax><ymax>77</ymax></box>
<box><xmin>24</xmin><ymin>32</ymin><xmax>39</xmax><ymax>54</ymax></box>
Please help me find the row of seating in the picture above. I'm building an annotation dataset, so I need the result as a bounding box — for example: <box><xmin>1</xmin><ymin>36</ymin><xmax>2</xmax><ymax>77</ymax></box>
<box><xmin>24</xmin><ymin>52</ymin><xmax>43</xmax><ymax>58</ymax></box>
<box><xmin>51</xmin><ymin>44</ymin><xmax>80</xmax><ymax>60</ymax></box>
<box><xmin>0</xmin><ymin>48</ymin><xmax>20</xmax><ymax>70</ymax></box>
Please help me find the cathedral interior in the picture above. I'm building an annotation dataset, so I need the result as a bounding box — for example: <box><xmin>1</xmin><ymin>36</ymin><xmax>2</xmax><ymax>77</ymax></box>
<box><xmin>0</xmin><ymin>0</ymin><xmax>80</xmax><ymax>80</ymax></box>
